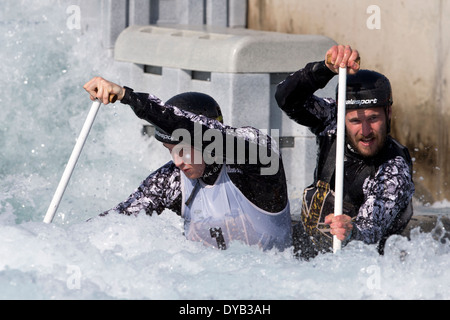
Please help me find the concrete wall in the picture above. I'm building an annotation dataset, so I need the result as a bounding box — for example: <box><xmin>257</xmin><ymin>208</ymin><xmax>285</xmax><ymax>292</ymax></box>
<box><xmin>248</xmin><ymin>0</ymin><xmax>450</xmax><ymax>204</ymax></box>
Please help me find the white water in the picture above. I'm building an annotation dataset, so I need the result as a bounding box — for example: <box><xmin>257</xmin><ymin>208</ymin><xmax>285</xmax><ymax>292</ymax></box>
<box><xmin>1</xmin><ymin>1</ymin><xmax>449</xmax><ymax>300</ymax></box>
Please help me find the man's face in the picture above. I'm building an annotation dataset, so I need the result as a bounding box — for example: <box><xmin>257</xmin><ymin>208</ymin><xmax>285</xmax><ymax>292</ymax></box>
<box><xmin>163</xmin><ymin>143</ymin><xmax>205</xmax><ymax>179</ymax></box>
<box><xmin>345</xmin><ymin>106</ymin><xmax>390</xmax><ymax>158</ymax></box>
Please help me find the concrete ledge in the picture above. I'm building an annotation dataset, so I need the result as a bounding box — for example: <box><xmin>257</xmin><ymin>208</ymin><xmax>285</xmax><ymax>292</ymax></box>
<box><xmin>114</xmin><ymin>24</ymin><xmax>336</xmax><ymax>73</ymax></box>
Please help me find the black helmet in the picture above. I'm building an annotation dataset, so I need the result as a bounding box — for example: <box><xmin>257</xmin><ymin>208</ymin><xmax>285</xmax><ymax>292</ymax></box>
<box><xmin>337</xmin><ymin>70</ymin><xmax>393</xmax><ymax>109</ymax></box>
<box><xmin>154</xmin><ymin>92</ymin><xmax>223</xmax><ymax>144</ymax></box>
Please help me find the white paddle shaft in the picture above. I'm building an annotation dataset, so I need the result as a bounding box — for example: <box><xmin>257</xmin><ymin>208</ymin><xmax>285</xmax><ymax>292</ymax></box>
<box><xmin>333</xmin><ymin>66</ymin><xmax>347</xmax><ymax>253</ymax></box>
<box><xmin>43</xmin><ymin>100</ymin><xmax>102</xmax><ymax>223</ymax></box>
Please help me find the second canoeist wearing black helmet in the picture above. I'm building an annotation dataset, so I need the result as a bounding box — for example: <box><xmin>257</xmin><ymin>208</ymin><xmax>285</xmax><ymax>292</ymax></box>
<box><xmin>275</xmin><ymin>45</ymin><xmax>415</xmax><ymax>259</ymax></box>
<box><xmin>83</xmin><ymin>77</ymin><xmax>292</xmax><ymax>251</ymax></box>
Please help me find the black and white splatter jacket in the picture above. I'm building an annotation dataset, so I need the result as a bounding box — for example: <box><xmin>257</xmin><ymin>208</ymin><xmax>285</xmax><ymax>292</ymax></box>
<box><xmin>275</xmin><ymin>61</ymin><xmax>415</xmax><ymax>245</ymax></box>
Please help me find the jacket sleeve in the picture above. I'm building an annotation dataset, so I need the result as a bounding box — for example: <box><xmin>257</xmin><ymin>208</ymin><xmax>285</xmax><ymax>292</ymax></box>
<box><xmin>101</xmin><ymin>161</ymin><xmax>182</xmax><ymax>216</ymax></box>
<box><xmin>352</xmin><ymin>156</ymin><xmax>415</xmax><ymax>244</ymax></box>
<box><xmin>120</xmin><ymin>87</ymin><xmax>281</xmax><ymax>168</ymax></box>
<box><xmin>275</xmin><ymin>61</ymin><xmax>338</xmax><ymax>136</ymax></box>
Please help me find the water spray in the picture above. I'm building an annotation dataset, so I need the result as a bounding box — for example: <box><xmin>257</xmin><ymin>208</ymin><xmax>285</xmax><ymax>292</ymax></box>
<box><xmin>43</xmin><ymin>94</ymin><xmax>117</xmax><ymax>223</ymax></box>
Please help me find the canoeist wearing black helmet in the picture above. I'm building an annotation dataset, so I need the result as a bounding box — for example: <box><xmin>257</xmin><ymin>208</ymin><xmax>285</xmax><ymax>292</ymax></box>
<box><xmin>83</xmin><ymin>77</ymin><xmax>291</xmax><ymax>251</ymax></box>
<box><xmin>275</xmin><ymin>45</ymin><xmax>415</xmax><ymax>259</ymax></box>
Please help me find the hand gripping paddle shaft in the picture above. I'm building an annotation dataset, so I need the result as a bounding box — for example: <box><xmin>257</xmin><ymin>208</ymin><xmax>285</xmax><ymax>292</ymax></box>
<box><xmin>43</xmin><ymin>94</ymin><xmax>117</xmax><ymax>223</ymax></box>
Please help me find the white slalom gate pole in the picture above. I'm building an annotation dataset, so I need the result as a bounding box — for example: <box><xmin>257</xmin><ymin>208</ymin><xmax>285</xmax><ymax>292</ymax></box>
<box><xmin>43</xmin><ymin>100</ymin><xmax>102</xmax><ymax>223</ymax></box>
<box><xmin>333</xmin><ymin>66</ymin><xmax>347</xmax><ymax>253</ymax></box>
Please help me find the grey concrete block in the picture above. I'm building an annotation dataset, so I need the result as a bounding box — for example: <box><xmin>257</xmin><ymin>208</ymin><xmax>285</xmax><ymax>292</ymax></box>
<box><xmin>101</xmin><ymin>0</ymin><xmax>128</xmax><ymax>49</ymax></box>
<box><xmin>206</xmin><ymin>0</ymin><xmax>228</xmax><ymax>27</ymax></box>
<box><xmin>115</xmin><ymin>24</ymin><xmax>336</xmax><ymax>73</ymax></box>
<box><xmin>229</xmin><ymin>0</ymin><xmax>248</xmax><ymax>28</ymax></box>
<box><xmin>177</xmin><ymin>0</ymin><xmax>205</xmax><ymax>25</ymax></box>
<box><xmin>128</xmin><ymin>0</ymin><xmax>151</xmax><ymax>25</ymax></box>
<box><xmin>157</xmin><ymin>0</ymin><xmax>178</xmax><ymax>24</ymax></box>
